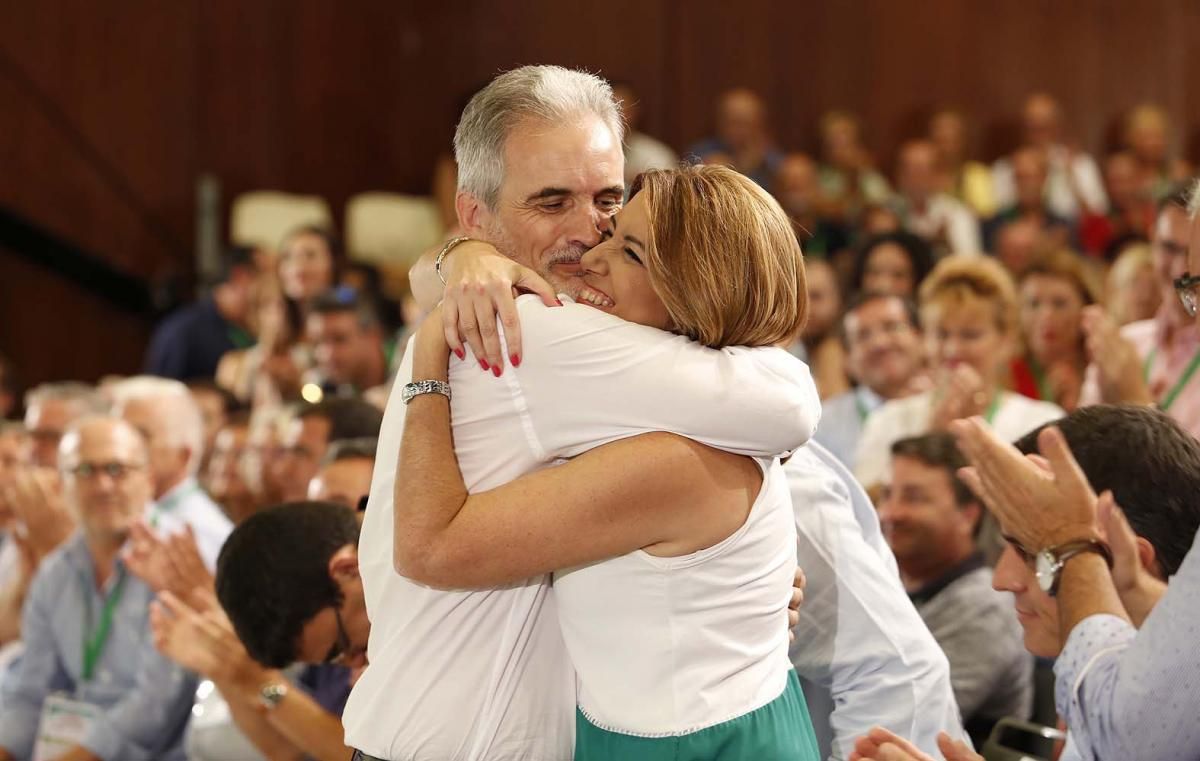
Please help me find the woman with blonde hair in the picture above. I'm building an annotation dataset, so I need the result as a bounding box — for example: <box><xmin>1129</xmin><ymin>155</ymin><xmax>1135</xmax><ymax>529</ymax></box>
<box><xmin>1011</xmin><ymin>250</ymin><xmax>1102</xmax><ymax>411</ymax></box>
<box><xmin>1107</xmin><ymin>242</ymin><xmax>1162</xmax><ymax>326</ymax></box>
<box><xmin>854</xmin><ymin>255</ymin><xmax>1064</xmax><ymax>489</ymax></box>
<box><xmin>386</xmin><ymin>164</ymin><xmax>822</xmax><ymax>760</ymax></box>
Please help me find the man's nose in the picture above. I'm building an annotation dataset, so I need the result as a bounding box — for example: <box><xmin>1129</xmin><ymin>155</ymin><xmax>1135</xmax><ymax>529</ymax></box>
<box><xmin>566</xmin><ymin>204</ymin><xmax>606</xmax><ymax>249</ymax></box>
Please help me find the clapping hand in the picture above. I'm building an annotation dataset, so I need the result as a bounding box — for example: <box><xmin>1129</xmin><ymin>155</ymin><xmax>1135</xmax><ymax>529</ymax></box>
<box><xmin>850</xmin><ymin>727</ymin><xmax>981</xmax><ymax>761</ymax></box>
<box><xmin>951</xmin><ymin>418</ymin><xmax>1099</xmax><ymax>550</ymax></box>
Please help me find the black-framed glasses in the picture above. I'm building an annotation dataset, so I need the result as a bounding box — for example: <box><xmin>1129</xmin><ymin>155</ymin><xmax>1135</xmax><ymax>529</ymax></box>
<box><xmin>70</xmin><ymin>461</ymin><xmax>143</xmax><ymax>480</ymax></box>
<box><xmin>1175</xmin><ymin>272</ymin><xmax>1200</xmax><ymax>318</ymax></box>
<box><xmin>322</xmin><ymin>605</ymin><xmax>351</xmax><ymax>665</ymax></box>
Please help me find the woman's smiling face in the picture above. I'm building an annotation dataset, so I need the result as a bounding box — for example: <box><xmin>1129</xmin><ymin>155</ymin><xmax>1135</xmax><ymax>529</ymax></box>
<box><xmin>578</xmin><ymin>192</ymin><xmax>673</xmax><ymax>332</ymax></box>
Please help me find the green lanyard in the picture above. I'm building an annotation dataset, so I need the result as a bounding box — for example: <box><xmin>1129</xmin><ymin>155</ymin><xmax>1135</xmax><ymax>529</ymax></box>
<box><xmin>227</xmin><ymin>324</ymin><xmax>254</xmax><ymax>350</ymax></box>
<box><xmin>150</xmin><ymin>482</ymin><xmax>202</xmax><ymax>529</ymax></box>
<box><xmin>1143</xmin><ymin>347</ymin><xmax>1200</xmax><ymax>412</ymax></box>
<box><xmin>1026</xmin><ymin>356</ymin><xmax>1056</xmax><ymax>403</ymax></box>
<box><xmin>854</xmin><ymin>392</ymin><xmax>871</xmax><ymax>424</ymax></box>
<box><xmin>82</xmin><ymin>570</ymin><xmax>128</xmax><ymax>682</ymax></box>
<box><xmin>983</xmin><ymin>392</ymin><xmax>1003</xmax><ymax>424</ymax></box>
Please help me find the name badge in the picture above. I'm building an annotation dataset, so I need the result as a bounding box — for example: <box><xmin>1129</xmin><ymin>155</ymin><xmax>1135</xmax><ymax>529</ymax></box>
<box><xmin>34</xmin><ymin>693</ymin><xmax>100</xmax><ymax>761</ymax></box>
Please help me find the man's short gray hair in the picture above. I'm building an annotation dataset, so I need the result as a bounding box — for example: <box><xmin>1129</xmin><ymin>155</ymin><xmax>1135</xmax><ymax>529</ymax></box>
<box><xmin>109</xmin><ymin>376</ymin><xmax>205</xmax><ymax>475</ymax></box>
<box><xmin>23</xmin><ymin>382</ymin><xmax>107</xmax><ymax>415</ymax></box>
<box><xmin>1189</xmin><ymin>177</ymin><xmax>1200</xmax><ymax>219</ymax></box>
<box><xmin>454</xmin><ymin>65</ymin><xmax>624</xmax><ymax>209</ymax></box>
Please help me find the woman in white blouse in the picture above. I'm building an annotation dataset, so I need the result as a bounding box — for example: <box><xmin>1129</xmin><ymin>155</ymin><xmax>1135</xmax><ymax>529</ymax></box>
<box><xmin>855</xmin><ymin>255</ymin><xmax>1064</xmax><ymax>490</ymax></box>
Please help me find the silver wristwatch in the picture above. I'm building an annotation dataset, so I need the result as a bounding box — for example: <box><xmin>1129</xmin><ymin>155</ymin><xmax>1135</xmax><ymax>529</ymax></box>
<box><xmin>402</xmin><ymin>380</ymin><xmax>452</xmax><ymax>405</ymax></box>
<box><xmin>259</xmin><ymin>681</ymin><xmax>289</xmax><ymax>710</ymax></box>
<box><xmin>1035</xmin><ymin>539</ymin><xmax>1114</xmax><ymax>597</ymax></box>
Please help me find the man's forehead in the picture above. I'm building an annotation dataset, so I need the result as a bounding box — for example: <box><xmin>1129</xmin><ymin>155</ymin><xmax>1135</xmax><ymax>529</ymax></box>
<box><xmin>501</xmin><ymin>117</ymin><xmax>624</xmax><ymax>199</ymax></box>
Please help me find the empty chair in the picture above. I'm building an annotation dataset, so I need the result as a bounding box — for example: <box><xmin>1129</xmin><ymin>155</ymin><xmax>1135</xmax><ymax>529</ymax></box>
<box><xmin>230</xmin><ymin>191</ymin><xmax>334</xmax><ymax>252</ymax></box>
<box><xmin>345</xmin><ymin>192</ymin><xmax>444</xmax><ymax>270</ymax></box>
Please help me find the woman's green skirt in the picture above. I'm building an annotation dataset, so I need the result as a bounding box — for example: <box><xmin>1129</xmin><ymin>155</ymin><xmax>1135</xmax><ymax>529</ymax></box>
<box><xmin>574</xmin><ymin>670</ymin><xmax>820</xmax><ymax>761</ymax></box>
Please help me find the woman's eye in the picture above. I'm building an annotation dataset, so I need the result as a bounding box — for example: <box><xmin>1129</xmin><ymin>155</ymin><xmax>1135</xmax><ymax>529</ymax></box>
<box><xmin>624</xmin><ymin>247</ymin><xmax>643</xmax><ymax>265</ymax></box>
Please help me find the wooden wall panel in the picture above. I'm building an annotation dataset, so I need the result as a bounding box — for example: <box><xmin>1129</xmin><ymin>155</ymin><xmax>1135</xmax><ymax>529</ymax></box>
<box><xmin>2</xmin><ymin>0</ymin><xmax>1199</xmax><ymax>390</ymax></box>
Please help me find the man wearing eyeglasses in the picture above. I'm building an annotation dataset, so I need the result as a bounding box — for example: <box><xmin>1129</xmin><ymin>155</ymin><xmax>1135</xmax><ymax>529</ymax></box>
<box><xmin>1079</xmin><ymin>184</ymin><xmax>1200</xmax><ymax>438</ymax></box>
<box><xmin>0</xmin><ymin>416</ymin><xmax>197</xmax><ymax>761</ymax></box>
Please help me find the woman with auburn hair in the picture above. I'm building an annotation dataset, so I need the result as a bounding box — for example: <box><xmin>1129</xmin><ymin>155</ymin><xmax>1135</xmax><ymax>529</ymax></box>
<box><xmin>855</xmin><ymin>255</ymin><xmax>1064</xmax><ymax>489</ymax></box>
<box><xmin>1011</xmin><ymin>250</ymin><xmax>1101</xmax><ymax>411</ymax></box>
<box><xmin>389</xmin><ymin>164</ymin><xmax>821</xmax><ymax>760</ymax></box>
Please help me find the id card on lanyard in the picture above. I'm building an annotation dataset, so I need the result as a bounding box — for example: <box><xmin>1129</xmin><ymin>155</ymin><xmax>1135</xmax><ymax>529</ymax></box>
<box><xmin>33</xmin><ymin>693</ymin><xmax>102</xmax><ymax>761</ymax></box>
<box><xmin>33</xmin><ymin>569</ymin><xmax>128</xmax><ymax>760</ymax></box>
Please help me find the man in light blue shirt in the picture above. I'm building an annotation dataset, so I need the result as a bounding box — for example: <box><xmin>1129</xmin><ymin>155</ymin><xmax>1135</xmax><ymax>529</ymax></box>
<box><xmin>0</xmin><ymin>416</ymin><xmax>196</xmax><ymax>761</ymax></box>
<box><xmin>816</xmin><ymin>292</ymin><xmax>926</xmax><ymax>469</ymax></box>
<box><xmin>110</xmin><ymin>376</ymin><xmax>232</xmax><ymax>569</ymax></box>
<box><xmin>951</xmin><ymin>404</ymin><xmax>1200</xmax><ymax>760</ymax></box>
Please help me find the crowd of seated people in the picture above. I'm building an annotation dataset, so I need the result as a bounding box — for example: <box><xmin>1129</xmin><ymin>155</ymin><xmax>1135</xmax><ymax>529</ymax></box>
<box><xmin>1</xmin><ymin>72</ymin><xmax>1199</xmax><ymax>761</ymax></box>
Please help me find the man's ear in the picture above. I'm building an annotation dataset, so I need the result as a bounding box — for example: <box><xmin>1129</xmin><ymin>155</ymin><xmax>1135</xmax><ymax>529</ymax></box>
<box><xmin>1135</xmin><ymin>536</ymin><xmax>1165</xmax><ymax>580</ymax></box>
<box><xmin>962</xmin><ymin>502</ymin><xmax>984</xmax><ymax>539</ymax></box>
<box><xmin>328</xmin><ymin>544</ymin><xmax>360</xmax><ymax>583</ymax></box>
<box><xmin>456</xmin><ymin>190</ymin><xmax>491</xmax><ymax>238</ymax></box>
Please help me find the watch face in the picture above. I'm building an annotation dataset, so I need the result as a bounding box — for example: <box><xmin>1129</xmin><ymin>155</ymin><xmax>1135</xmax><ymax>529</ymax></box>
<box><xmin>1035</xmin><ymin>550</ymin><xmax>1058</xmax><ymax>594</ymax></box>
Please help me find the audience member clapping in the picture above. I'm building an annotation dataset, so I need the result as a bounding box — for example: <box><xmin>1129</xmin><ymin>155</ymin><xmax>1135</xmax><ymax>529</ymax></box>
<box><xmin>687</xmin><ymin>87</ymin><xmax>781</xmax><ymax>187</ymax></box>
<box><xmin>850</xmin><ymin>232</ymin><xmax>935</xmax><ymax>299</ymax></box>
<box><xmin>0</xmin><ymin>417</ymin><xmax>198</xmax><ymax>761</ymax></box>
<box><xmin>856</xmin><ymin>256</ymin><xmax>1063</xmax><ymax>489</ymax></box>
<box><xmin>1011</xmin><ymin>250</ymin><xmax>1101</xmax><ymax>411</ymax></box>
<box><xmin>144</xmin><ymin>245</ymin><xmax>257</xmax><ymax>382</ymax></box>
<box><xmin>818</xmin><ymin>110</ymin><xmax>892</xmax><ymax>222</ymax></box>
<box><xmin>795</xmin><ymin>259</ymin><xmax>849</xmax><ymax>399</ymax></box>
<box><xmin>892</xmin><ymin>140</ymin><xmax>982</xmax><ymax>256</ymax></box>
<box><xmin>109</xmin><ymin>376</ymin><xmax>233</xmax><ymax>568</ymax></box>
<box><xmin>269</xmin><ymin>397</ymin><xmax>383</xmax><ymax>501</ymax></box>
<box><xmin>307</xmin><ymin>437</ymin><xmax>377</xmax><ymax>509</ymax></box>
<box><xmin>203</xmin><ymin>411</ymin><xmax>257</xmax><ymax>524</ymax></box>
<box><xmin>1079</xmin><ymin>186</ymin><xmax>1199</xmax><ymax>436</ymax></box>
<box><xmin>1078</xmin><ymin>151</ymin><xmax>1154</xmax><ymax>258</ymax></box>
<box><xmin>880</xmin><ymin>433</ymin><xmax>1030</xmax><ymax>745</ymax></box>
<box><xmin>984</xmin><ymin>146</ymin><xmax>1073</xmax><ymax>252</ymax></box>
<box><xmin>816</xmin><ymin>293</ymin><xmax>928</xmax><ymax>468</ymax></box>
<box><xmin>1122</xmin><ymin>103</ymin><xmax>1192</xmax><ymax>200</ymax></box>
<box><xmin>1105</xmin><ymin>242</ymin><xmax>1161</xmax><ymax>326</ymax></box>
<box><xmin>992</xmin><ymin>92</ymin><xmax>1107</xmax><ymax>221</ymax></box>
<box><xmin>611</xmin><ymin>82</ymin><xmax>677</xmax><ymax>188</ymax></box>
<box><xmin>774</xmin><ymin>152</ymin><xmax>850</xmax><ymax>257</ymax></box>
<box><xmin>304</xmin><ymin>288</ymin><xmax>393</xmax><ymax>396</ymax></box>
<box><xmin>928</xmin><ymin>107</ymin><xmax>996</xmax><ymax>218</ymax></box>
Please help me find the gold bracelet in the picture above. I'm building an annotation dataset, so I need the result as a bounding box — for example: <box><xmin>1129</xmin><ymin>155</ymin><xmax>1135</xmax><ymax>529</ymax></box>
<box><xmin>435</xmin><ymin>236</ymin><xmax>475</xmax><ymax>286</ymax></box>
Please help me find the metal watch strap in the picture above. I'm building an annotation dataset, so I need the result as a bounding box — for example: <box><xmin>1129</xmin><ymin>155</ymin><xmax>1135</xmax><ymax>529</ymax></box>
<box><xmin>435</xmin><ymin>236</ymin><xmax>474</xmax><ymax>285</ymax></box>
<box><xmin>1046</xmin><ymin>538</ymin><xmax>1114</xmax><ymax>596</ymax></box>
<box><xmin>402</xmin><ymin>379</ymin><xmax>452</xmax><ymax>405</ymax></box>
<box><xmin>259</xmin><ymin>681</ymin><xmax>289</xmax><ymax>710</ymax></box>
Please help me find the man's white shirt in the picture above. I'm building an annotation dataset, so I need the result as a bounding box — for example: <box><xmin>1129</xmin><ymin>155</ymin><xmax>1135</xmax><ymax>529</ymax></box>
<box><xmin>787</xmin><ymin>442</ymin><xmax>968</xmax><ymax>760</ymax></box>
<box><xmin>345</xmin><ymin>296</ymin><xmax>819</xmax><ymax>761</ymax></box>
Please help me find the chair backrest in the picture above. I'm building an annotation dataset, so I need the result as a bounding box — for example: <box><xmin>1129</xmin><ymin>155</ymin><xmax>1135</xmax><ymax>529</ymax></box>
<box><xmin>230</xmin><ymin>191</ymin><xmax>334</xmax><ymax>252</ymax></box>
<box><xmin>981</xmin><ymin>716</ymin><xmax>1066</xmax><ymax>761</ymax></box>
<box><xmin>344</xmin><ymin>192</ymin><xmax>444</xmax><ymax>268</ymax></box>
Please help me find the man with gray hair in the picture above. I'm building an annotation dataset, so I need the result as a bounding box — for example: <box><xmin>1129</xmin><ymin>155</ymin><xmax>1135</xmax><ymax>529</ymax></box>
<box><xmin>109</xmin><ymin>376</ymin><xmax>231</xmax><ymax>568</ymax></box>
<box><xmin>407</xmin><ymin>64</ymin><xmax>624</xmax><ymax>373</ymax></box>
<box><xmin>23</xmin><ymin>382</ymin><xmax>107</xmax><ymax>468</ymax></box>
